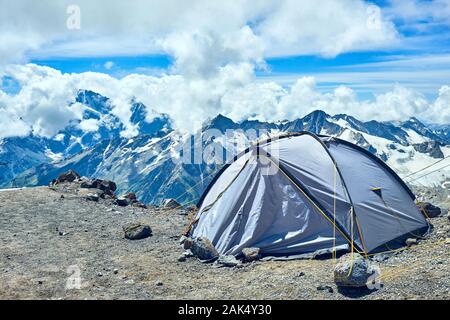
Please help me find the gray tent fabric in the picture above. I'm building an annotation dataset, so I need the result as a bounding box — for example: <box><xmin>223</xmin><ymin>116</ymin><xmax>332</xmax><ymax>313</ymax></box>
<box><xmin>325</xmin><ymin>139</ymin><xmax>428</xmax><ymax>252</ymax></box>
<box><xmin>191</xmin><ymin>132</ymin><xmax>429</xmax><ymax>257</ymax></box>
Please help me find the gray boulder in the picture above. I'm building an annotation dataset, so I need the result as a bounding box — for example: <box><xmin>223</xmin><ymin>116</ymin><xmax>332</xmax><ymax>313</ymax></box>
<box><xmin>334</xmin><ymin>253</ymin><xmax>374</xmax><ymax>288</ymax></box>
<box><xmin>191</xmin><ymin>237</ymin><xmax>219</xmax><ymax>261</ymax></box>
<box><xmin>242</xmin><ymin>247</ymin><xmax>261</xmax><ymax>262</ymax></box>
<box><xmin>123</xmin><ymin>223</ymin><xmax>152</xmax><ymax>240</ymax></box>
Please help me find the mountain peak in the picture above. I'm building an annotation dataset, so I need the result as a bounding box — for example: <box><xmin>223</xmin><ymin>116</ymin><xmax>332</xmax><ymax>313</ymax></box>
<box><xmin>204</xmin><ymin>114</ymin><xmax>237</xmax><ymax>132</ymax></box>
<box><xmin>76</xmin><ymin>89</ymin><xmax>111</xmax><ymax>115</ymax></box>
<box><xmin>303</xmin><ymin>110</ymin><xmax>330</xmax><ymax>120</ymax></box>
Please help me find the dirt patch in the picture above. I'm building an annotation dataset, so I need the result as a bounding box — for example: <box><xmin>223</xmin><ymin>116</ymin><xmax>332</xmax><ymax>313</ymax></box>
<box><xmin>0</xmin><ymin>186</ymin><xmax>449</xmax><ymax>300</ymax></box>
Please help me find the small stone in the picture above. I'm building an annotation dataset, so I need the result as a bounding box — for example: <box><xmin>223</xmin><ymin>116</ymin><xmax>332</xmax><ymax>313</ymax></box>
<box><xmin>297</xmin><ymin>272</ymin><xmax>305</xmax><ymax>277</ymax></box>
<box><xmin>155</xmin><ymin>281</ymin><xmax>163</xmax><ymax>286</ymax></box>
<box><xmin>406</xmin><ymin>238</ymin><xmax>418</xmax><ymax>247</ymax></box>
<box><xmin>86</xmin><ymin>193</ymin><xmax>99</xmax><ymax>202</ymax></box>
<box><xmin>162</xmin><ymin>198</ymin><xmax>181</xmax><ymax>209</ymax></box>
<box><xmin>60</xmin><ymin>195</ymin><xmax>65</xmax><ymax>199</ymax></box>
<box><xmin>445</xmin><ymin>238</ymin><xmax>450</xmax><ymax>245</ymax></box>
<box><xmin>113</xmin><ymin>269</ymin><xmax>119</xmax><ymax>275</ymax></box>
<box><xmin>123</xmin><ymin>223</ymin><xmax>152</xmax><ymax>240</ymax></box>
<box><xmin>132</xmin><ymin>202</ymin><xmax>148</xmax><ymax>209</ymax></box>
<box><xmin>183</xmin><ymin>237</ymin><xmax>194</xmax><ymax>250</ymax></box>
<box><xmin>81</xmin><ymin>179</ymin><xmax>117</xmax><ymax>196</ymax></box>
<box><xmin>38</xmin><ymin>280</ymin><xmax>43</xmax><ymax>285</ymax></box>
<box><xmin>185</xmin><ymin>205</ymin><xmax>197</xmax><ymax>211</ymax></box>
<box><xmin>125</xmin><ymin>192</ymin><xmax>137</xmax><ymax>202</ymax></box>
<box><xmin>217</xmin><ymin>255</ymin><xmax>240</xmax><ymax>267</ymax></box>
<box><xmin>97</xmin><ymin>272</ymin><xmax>103</xmax><ymax>277</ymax></box>
<box><xmin>317</xmin><ymin>285</ymin><xmax>334</xmax><ymax>293</ymax></box>
<box><xmin>191</xmin><ymin>237</ymin><xmax>219</xmax><ymax>261</ymax></box>
<box><xmin>114</xmin><ymin>197</ymin><xmax>129</xmax><ymax>207</ymax></box>
<box><xmin>179</xmin><ymin>235</ymin><xmax>187</xmax><ymax>245</ymax></box>
<box><xmin>242</xmin><ymin>247</ymin><xmax>261</xmax><ymax>262</ymax></box>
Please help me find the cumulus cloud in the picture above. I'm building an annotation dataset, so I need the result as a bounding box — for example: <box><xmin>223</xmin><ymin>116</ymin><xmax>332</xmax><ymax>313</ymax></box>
<box><xmin>103</xmin><ymin>61</ymin><xmax>114</xmax><ymax>70</ymax></box>
<box><xmin>1</xmin><ymin>63</ymin><xmax>449</xmax><ymax>140</ymax></box>
<box><xmin>0</xmin><ymin>1</ymin><xmax>446</xmax><ymax>139</ymax></box>
<box><xmin>0</xmin><ymin>0</ymin><xmax>398</xmax><ymax>67</ymax></box>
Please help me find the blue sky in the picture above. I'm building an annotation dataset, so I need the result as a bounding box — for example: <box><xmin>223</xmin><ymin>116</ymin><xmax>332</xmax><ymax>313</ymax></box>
<box><xmin>23</xmin><ymin>0</ymin><xmax>450</xmax><ymax>101</ymax></box>
<box><xmin>3</xmin><ymin>0</ymin><xmax>449</xmax><ymax>100</ymax></box>
<box><xmin>1</xmin><ymin>0</ymin><xmax>450</xmax><ymax>134</ymax></box>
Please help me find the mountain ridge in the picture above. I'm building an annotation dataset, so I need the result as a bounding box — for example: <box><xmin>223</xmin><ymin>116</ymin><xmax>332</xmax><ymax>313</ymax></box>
<box><xmin>1</xmin><ymin>90</ymin><xmax>449</xmax><ymax>204</ymax></box>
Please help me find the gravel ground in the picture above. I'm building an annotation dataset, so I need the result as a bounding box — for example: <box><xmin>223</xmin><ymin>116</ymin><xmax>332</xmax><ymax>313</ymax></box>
<box><xmin>0</xmin><ymin>184</ymin><xmax>449</xmax><ymax>300</ymax></box>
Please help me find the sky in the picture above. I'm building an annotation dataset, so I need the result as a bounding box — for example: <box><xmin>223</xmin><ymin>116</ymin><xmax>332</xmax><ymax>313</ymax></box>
<box><xmin>0</xmin><ymin>0</ymin><xmax>450</xmax><ymax>138</ymax></box>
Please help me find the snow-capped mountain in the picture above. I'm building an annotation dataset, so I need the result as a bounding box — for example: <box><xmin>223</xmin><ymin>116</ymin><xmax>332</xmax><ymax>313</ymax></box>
<box><xmin>1</xmin><ymin>90</ymin><xmax>449</xmax><ymax>205</ymax></box>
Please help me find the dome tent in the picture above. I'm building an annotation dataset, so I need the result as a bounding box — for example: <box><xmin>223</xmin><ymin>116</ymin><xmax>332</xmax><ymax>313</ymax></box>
<box><xmin>188</xmin><ymin>132</ymin><xmax>429</xmax><ymax>258</ymax></box>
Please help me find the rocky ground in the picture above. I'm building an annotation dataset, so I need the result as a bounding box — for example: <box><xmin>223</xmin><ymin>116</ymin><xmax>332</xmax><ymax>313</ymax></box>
<box><xmin>0</xmin><ymin>183</ymin><xmax>449</xmax><ymax>300</ymax></box>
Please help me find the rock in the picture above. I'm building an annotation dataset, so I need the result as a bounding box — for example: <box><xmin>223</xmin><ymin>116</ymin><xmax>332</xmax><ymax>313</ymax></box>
<box><xmin>155</xmin><ymin>281</ymin><xmax>163</xmax><ymax>287</ymax></box>
<box><xmin>406</xmin><ymin>238</ymin><xmax>418</xmax><ymax>247</ymax></box>
<box><xmin>78</xmin><ymin>188</ymin><xmax>103</xmax><ymax>197</ymax></box>
<box><xmin>217</xmin><ymin>255</ymin><xmax>240</xmax><ymax>267</ymax></box>
<box><xmin>177</xmin><ymin>249</ymin><xmax>195</xmax><ymax>262</ymax></box>
<box><xmin>416</xmin><ymin>202</ymin><xmax>443</xmax><ymax>218</ymax></box>
<box><xmin>317</xmin><ymin>285</ymin><xmax>334</xmax><ymax>293</ymax></box>
<box><xmin>114</xmin><ymin>197</ymin><xmax>129</xmax><ymax>207</ymax></box>
<box><xmin>113</xmin><ymin>269</ymin><xmax>119</xmax><ymax>274</ymax></box>
<box><xmin>125</xmin><ymin>192</ymin><xmax>137</xmax><ymax>202</ymax></box>
<box><xmin>297</xmin><ymin>272</ymin><xmax>305</xmax><ymax>277</ymax></box>
<box><xmin>123</xmin><ymin>223</ymin><xmax>152</xmax><ymax>240</ymax></box>
<box><xmin>242</xmin><ymin>247</ymin><xmax>261</xmax><ymax>262</ymax></box>
<box><xmin>163</xmin><ymin>198</ymin><xmax>180</xmax><ymax>209</ymax></box>
<box><xmin>183</xmin><ymin>237</ymin><xmax>193</xmax><ymax>250</ymax></box>
<box><xmin>191</xmin><ymin>237</ymin><xmax>219</xmax><ymax>261</ymax></box>
<box><xmin>445</xmin><ymin>238</ymin><xmax>450</xmax><ymax>245</ymax></box>
<box><xmin>85</xmin><ymin>193</ymin><xmax>99</xmax><ymax>202</ymax></box>
<box><xmin>55</xmin><ymin>170</ymin><xmax>80</xmax><ymax>184</ymax></box>
<box><xmin>412</xmin><ymin>141</ymin><xmax>444</xmax><ymax>159</ymax></box>
<box><xmin>80</xmin><ymin>180</ymin><xmax>96</xmax><ymax>189</ymax></box>
<box><xmin>334</xmin><ymin>253</ymin><xmax>374</xmax><ymax>288</ymax></box>
<box><xmin>179</xmin><ymin>235</ymin><xmax>187</xmax><ymax>245</ymax></box>
<box><xmin>81</xmin><ymin>179</ymin><xmax>117</xmax><ymax>196</ymax></box>
<box><xmin>132</xmin><ymin>201</ymin><xmax>147</xmax><ymax>209</ymax></box>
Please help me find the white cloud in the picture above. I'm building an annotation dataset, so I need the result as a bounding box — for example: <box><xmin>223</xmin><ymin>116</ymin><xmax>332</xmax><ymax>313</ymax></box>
<box><xmin>79</xmin><ymin>118</ymin><xmax>99</xmax><ymax>132</ymax></box>
<box><xmin>385</xmin><ymin>0</ymin><xmax>450</xmax><ymax>27</ymax></box>
<box><xmin>0</xmin><ymin>0</ymin><xmax>399</xmax><ymax>67</ymax></box>
<box><xmin>103</xmin><ymin>61</ymin><xmax>115</xmax><ymax>70</ymax></box>
<box><xmin>256</xmin><ymin>0</ymin><xmax>398</xmax><ymax>57</ymax></box>
<box><xmin>1</xmin><ymin>63</ymin><xmax>449</xmax><ymax>140</ymax></box>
